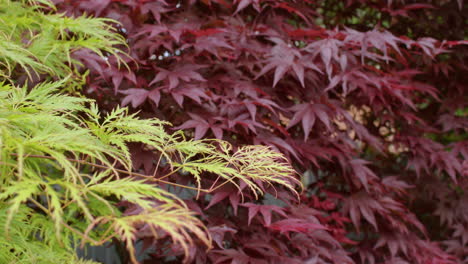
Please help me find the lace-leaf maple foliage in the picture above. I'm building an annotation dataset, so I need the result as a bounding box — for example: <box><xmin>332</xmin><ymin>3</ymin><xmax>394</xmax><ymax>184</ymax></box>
<box><xmin>0</xmin><ymin>1</ymin><xmax>301</xmax><ymax>263</ymax></box>
<box><xmin>54</xmin><ymin>0</ymin><xmax>467</xmax><ymax>263</ymax></box>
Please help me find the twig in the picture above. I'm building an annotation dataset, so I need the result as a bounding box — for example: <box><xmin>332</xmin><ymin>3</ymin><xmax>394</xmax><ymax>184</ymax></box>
<box><xmin>11</xmin><ymin>153</ymin><xmax>215</xmax><ymax>193</ymax></box>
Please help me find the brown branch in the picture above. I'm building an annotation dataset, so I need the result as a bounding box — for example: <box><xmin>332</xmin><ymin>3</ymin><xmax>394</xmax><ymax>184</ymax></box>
<box><xmin>208</xmin><ymin>180</ymin><xmax>230</xmax><ymax>192</ymax></box>
<box><xmin>11</xmin><ymin>153</ymin><xmax>215</xmax><ymax>193</ymax></box>
<box><xmin>208</xmin><ymin>176</ymin><xmax>221</xmax><ymax>192</ymax></box>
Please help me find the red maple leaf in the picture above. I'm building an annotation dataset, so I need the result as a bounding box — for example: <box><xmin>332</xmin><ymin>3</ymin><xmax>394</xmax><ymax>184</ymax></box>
<box><xmin>241</xmin><ymin>202</ymin><xmax>287</xmax><ymax>226</ymax></box>
<box><xmin>150</xmin><ymin>64</ymin><xmax>206</xmax><ymax>89</ymax></box>
<box><xmin>256</xmin><ymin>37</ymin><xmax>321</xmax><ymax>87</ymax></box>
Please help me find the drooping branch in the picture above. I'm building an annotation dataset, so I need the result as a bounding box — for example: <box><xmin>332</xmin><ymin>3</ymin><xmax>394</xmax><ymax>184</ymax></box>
<box><xmin>11</xmin><ymin>153</ymin><xmax>239</xmax><ymax>193</ymax></box>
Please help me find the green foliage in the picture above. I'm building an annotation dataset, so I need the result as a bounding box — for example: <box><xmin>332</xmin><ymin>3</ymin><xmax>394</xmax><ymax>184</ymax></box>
<box><xmin>0</xmin><ymin>0</ymin><xmax>124</xmax><ymax>88</ymax></box>
<box><xmin>0</xmin><ymin>1</ymin><xmax>300</xmax><ymax>263</ymax></box>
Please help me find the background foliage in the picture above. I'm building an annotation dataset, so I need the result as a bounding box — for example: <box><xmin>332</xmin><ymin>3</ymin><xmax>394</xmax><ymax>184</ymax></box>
<box><xmin>49</xmin><ymin>0</ymin><xmax>468</xmax><ymax>263</ymax></box>
<box><xmin>0</xmin><ymin>1</ymin><xmax>300</xmax><ymax>263</ymax></box>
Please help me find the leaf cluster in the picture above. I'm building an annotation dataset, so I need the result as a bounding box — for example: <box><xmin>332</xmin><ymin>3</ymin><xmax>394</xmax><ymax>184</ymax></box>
<box><xmin>0</xmin><ymin>1</ymin><xmax>302</xmax><ymax>263</ymax></box>
<box><xmin>53</xmin><ymin>0</ymin><xmax>468</xmax><ymax>263</ymax></box>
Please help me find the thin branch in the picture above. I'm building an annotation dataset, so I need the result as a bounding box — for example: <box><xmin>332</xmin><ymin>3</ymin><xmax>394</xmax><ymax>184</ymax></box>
<box><xmin>156</xmin><ymin>166</ymin><xmax>182</xmax><ymax>181</ymax></box>
<box><xmin>29</xmin><ymin>198</ymin><xmax>100</xmax><ymax>246</ymax></box>
<box><xmin>12</xmin><ymin>153</ymin><xmax>215</xmax><ymax>193</ymax></box>
<box><xmin>152</xmin><ymin>151</ymin><xmax>165</xmax><ymax>178</ymax></box>
<box><xmin>208</xmin><ymin>176</ymin><xmax>221</xmax><ymax>191</ymax></box>
<box><xmin>208</xmin><ymin>179</ymin><xmax>230</xmax><ymax>192</ymax></box>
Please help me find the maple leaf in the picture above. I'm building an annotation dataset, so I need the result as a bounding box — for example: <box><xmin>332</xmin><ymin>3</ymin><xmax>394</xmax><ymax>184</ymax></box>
<box><xmin>226</xmin><ymin>113</ymin><xmax>265</xmax><ymax>134</ymax></box>
<box><xmin>166</xmin><ymin>84</ymin><xmax>210</xmax><ymax>107</ymax></box>
<box><xmin>209</xmin><ymin>225</ymin><xmax>237</xmax><ymax>248</ymax></box>
<box><xmin>120</xmin><ymin>88</ymin><xmax>161</xmax><ymax>107</ymax></box>
<box><xmin>434</xmin><ymin>197</ymin><xmax>459</xmax><ymax>227</ymax></box>
<box><xmin>150</xmin><ymin>64</ymin><xmax>206</xmax><ymax>89</ymax></box>
<box><xmin>437</xmin><ymin>114</ymin><xmax>468</xmax><ymax>132</ymax></box>
<box><xmin>344</xmin><ymin>28</ymin><xmax>403</xmax><ymax>63</ymax></box>
<box><xmin>130</xmin><ymin>144</ymin><xmax>155</xmax><ymax>174</ymax></box>
<box><xmin>292</xmin><ymin>140</ymin><xmax>337</xmax><ymax>167</ymax></box>
<box><xmin>234</xmin><ymin>0</ymin><xmax>262</xmax><ymax>14</ymax></box>
<box><xmin>256</xmin><ymin>37</ymin><xmax>321</xmax><ymax>87</ymax></box>
<box><xmin>220</xmin><ymin>96</ymin><xmax>279</xmax><ymax>122</ymax></box>
<box><xmin>343</xmin><ymin>191</ymin><xmax>387</xmax><ymax>231</ymax></box>
<box><xmin>75</xmin><ymin>0</ymin><xmax>111</xmax><ymax>16</ymax></box>
<box><xmin>451</xmin><ymin>223</ymin><xmax>468</xmax><ymax>246</ymax></box>
<box><xmin>231</xmin><ymin>79</ymin><xmax>266</xmax><ymax>98</ymax></box>
<box><xmin>175</xmin><ymin>113</ymin><xmax>225</xmax><ymax>139</ymax></box>
<box><xmin>132</xmin><ymin>24</ymin><xmax>169</xmax><ymax>39</ymax></box>
<box><xmin>441</xmin><ymin>239</ymin><xmax>464</xmax><ymax>258</ymax></box>
<box><xmin>140</xmin><ymin>1</ymin><xmax>171</xmax><ymax>23</ymax></box>
<box><xmin>204</xmin><ymin>188</ymin><xmax>243</xmax><ymax>215</ymax></box>
<box><xmin>268</xmin><ymin>218</ymin><xmax>328</xmax><ymax>236</ymax></box>
<box><xmin>72</xmin><ymin>49</ymin><xmax>107</xmax><ymax>76</ymax></box>
<box><xmin>272</xmin><ymin>2</ymin><xmax>311</xmax><ymax>23</ymax></box>
<box><xmin>381</xmin><ymin>176</ymin><xmax>413</xmax><ymax>196</ymax></box>
<box><xmin>241</xmin><ymin>202</ymin><xmax>287</xmax><ymax>226</ymax></box>
<box><xmin>374</xmin><ymin>233</ymin><xmax>453</xmax><ymax>262</ymax></box>
<box><xmin>348</xmin><ymin>159</ymin><xmax>379</xmax><ymax>192</ymax></box>
<box><xmin>102</xmin><ymin>66</ymin><xmax>137</xmax><ymax>93</ymax></box>
<box><xmin>245</xmin><ymin>98</ymin><xmax>280</xmax><ymax>121</ymax></box>
<box><xmin>287</xmin><ymin>102</ymin><xmax>334</xmax><ymax>141</ymax></box>
<box><xmin>404</xmin><ymin>137</ymin><xmax>462</xmax><ymax>182</ymax></box>
<box><xmin>304</xmin><ymin>36</ymin><xmax>345</xmax><ymax>78</ymax></box>
<box><xmin>194</xmin><ymin>34</ymin><xmax>235</xmax><ymax>59</ymax></box>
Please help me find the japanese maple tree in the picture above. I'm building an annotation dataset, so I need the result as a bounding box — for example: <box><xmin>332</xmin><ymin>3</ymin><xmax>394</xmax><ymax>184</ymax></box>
<box><xmin>54</xmin><ymin>0</ymin><xmax>467</xmax><ymax>263</ymax></box>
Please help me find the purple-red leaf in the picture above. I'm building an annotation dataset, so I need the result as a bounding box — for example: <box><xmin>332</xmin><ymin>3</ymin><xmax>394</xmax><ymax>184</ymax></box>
<box><xmin>268</xmin><ymin>218</ymin><xmax>328</xmax><ymax>235</ymax></box>
<box><xmin>241</xmin><ymin>203</ymin><xmax>287</xmax><ymax>226</ymax></box>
